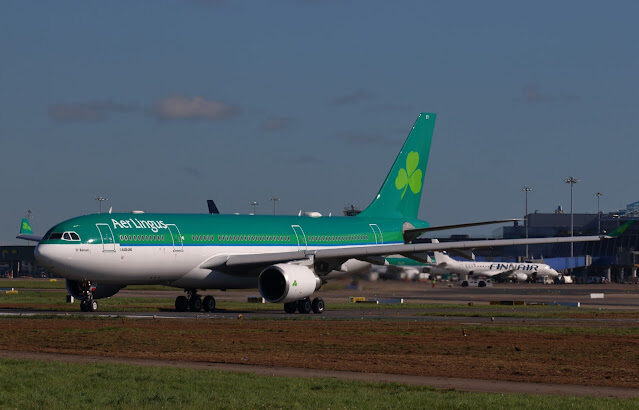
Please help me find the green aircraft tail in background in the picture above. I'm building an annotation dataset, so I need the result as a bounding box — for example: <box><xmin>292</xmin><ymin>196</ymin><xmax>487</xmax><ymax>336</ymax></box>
<box><xmin>19</xmin><ymin>218</ymin><xmax>34</xmax><ymax>235</ymax></box>
<box><xmin>358</xmin><ymin>113</ymin><xmax>436</xmax><ymax>220</ymax></box>
<box><xmin>607</xmin><ymin>220</ymin><xmax>635</xmax><ymax>238</ymax></box>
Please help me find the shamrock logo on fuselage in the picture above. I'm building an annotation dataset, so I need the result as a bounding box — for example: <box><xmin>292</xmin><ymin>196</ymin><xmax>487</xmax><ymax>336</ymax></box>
<box><xmin>394</xmin><ymin>151</ymin><xmax>422</xmax><ymax>198</ymax></box>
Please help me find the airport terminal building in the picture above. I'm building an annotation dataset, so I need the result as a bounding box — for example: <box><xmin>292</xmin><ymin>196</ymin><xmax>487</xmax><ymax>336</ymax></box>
<box><xmin>487</xmin><ymin>203</ymin><xmax>639</xmax><ymax>283</ymax></box>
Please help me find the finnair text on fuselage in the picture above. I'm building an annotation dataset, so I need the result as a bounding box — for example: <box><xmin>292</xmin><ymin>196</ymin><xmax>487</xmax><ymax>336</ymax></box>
<box><xmin>488</xmin><ymin>263</ymin><xmax>541</xmax><ymax>271</ymax></box>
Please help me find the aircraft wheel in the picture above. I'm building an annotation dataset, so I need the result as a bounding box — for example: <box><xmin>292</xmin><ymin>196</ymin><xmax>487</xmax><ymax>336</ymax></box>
<box><xmin>89</xmin><ymin>299</ymin><xmax>98</xmax><ymax>312</ymax></box>
<box><xmin>202</xmin><ymin>295</ymin><xmax>216</xmax><ymax>312</ymax></box>
<box><xmin>175</xmin><ymin>296</ymin><xmax>188</xmax><ymax>312</ymax></box>
<box><xmin>283</xmin><ymin>302</ymin><xmax>297</xmax><ymax>314</ymax></box>
<box><xmin>189</xmin><ymin>295</ymin><xmax>202</xmax><ymax>312</ymax></box>
<box><xmin>80</xmin><ymin>300</ymin><xmax>88</xmax><ymax>312</ymax></box>
<box><xmin>311</xmin><ymin>297</ymin><xmax>324</xmax><ymax>314</ymax></box>
<box><xmin>297</xmin><ymin>298</ymin><xmax>312</xmax><ymax>314</ymax></box>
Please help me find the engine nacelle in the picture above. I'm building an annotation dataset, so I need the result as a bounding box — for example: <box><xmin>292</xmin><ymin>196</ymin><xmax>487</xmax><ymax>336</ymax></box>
<box><xmin>513</xmin><ymin>273</ymin><xmax>528</xmax><ymax>282</ymax></box>
<box><xmin>66</xmin><ymin>279</ymin><xmax>123</xmax><ymax>300</ymax></box>
<box><xmin>258</xmin><ymin>264</ymin><xmax>321</xmax><ymax>303</ymax></box>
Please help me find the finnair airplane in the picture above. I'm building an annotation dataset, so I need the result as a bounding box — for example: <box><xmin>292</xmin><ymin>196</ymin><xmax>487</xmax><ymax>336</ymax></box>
<box><xmin>20</xmin><ymin>113</ymin><xmax>604</xmax><ymax>313</ymax></box>
<box><xmin>431</xmin><ymin>251</ymin><xmax>559</xmax><ymax>283</ymax></box>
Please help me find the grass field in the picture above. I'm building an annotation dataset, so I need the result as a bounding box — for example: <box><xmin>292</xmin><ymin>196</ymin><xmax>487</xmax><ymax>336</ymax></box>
<box><xmin>1</xmin><ymin>358</ymin><xmax>637</xmax><ymax>409</ymax></box>
<box><xmin>2</xmin><ymin>316</ymin><xmax>638</xmax><ymax>388</ymax></box>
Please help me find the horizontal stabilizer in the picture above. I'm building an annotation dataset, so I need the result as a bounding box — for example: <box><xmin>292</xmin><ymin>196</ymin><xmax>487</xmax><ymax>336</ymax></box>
<box><xmin>16</xmin><ymin>233</ymin><xmax>43</xmax><ymax>242</ymax></box>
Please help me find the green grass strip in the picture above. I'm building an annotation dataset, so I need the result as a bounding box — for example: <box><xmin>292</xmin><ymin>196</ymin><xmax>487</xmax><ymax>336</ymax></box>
<box><xmin>0</xmin><ymin>358</ymin><xmax>637</xmax><ymax>409</ymax></box>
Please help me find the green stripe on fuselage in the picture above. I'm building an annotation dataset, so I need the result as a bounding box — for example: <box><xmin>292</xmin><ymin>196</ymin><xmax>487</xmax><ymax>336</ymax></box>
<box><xmin>39</xmin><ymin>213</ymin><xmax>429</xmax><ymax>247</ymax></box>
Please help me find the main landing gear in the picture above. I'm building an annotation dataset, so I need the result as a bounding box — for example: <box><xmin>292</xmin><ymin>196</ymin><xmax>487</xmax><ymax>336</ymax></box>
<box><xmin>283</xmin><ymin>297</ymin><xmax>324</xmax><ymax>314</ymax></box>
<box><xmin>175</xmin><ymin>290</ymin><xmax>216</xmax><ymax>312</ymax></box>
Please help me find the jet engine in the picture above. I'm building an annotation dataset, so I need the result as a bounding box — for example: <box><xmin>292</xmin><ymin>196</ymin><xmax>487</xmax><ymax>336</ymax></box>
<box><xmin>66</xmin><ymin>279</ymin><xmax>123</xmax><ymax>300</ymax></box>
<box><xmin>513</xmin><ymin>273</ymin><xmax>528</xmax><ymax>282</ymax></box>
<box><xmin>258</xmin><ymin>264</ymin><xmax>321</xmax><ymax>303</ymax></box>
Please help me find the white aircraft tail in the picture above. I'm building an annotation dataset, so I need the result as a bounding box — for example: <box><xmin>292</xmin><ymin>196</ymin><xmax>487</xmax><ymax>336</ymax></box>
<box><xmin>433</xmin><ymin>250</ymin><xmax>456</xmax><ymax>265</ymax></box>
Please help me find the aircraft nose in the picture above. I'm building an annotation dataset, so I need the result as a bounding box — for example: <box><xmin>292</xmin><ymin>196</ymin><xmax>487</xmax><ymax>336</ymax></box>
<box><xmin>34</xmin><ymin>244</ymin><xmax>59</xmax><ymax>268</ymax></box>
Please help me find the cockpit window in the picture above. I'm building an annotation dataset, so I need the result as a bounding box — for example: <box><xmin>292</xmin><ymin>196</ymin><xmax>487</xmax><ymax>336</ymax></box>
<box><xmin>48</xmin><ymin>232</ymin><xmax>63</xmax><ymax>240</ymax></box>
<box><xmin>61</xmin><ymin>231</ymin><xmax>81</xmax><ymax>241</ymax></box>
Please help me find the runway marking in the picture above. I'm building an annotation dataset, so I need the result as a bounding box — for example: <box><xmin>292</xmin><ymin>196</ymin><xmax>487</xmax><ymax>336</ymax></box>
<box><xmin>1</xmin><ymin>350</ymin><xmax>638</xmax><ymax>398</ymax></box>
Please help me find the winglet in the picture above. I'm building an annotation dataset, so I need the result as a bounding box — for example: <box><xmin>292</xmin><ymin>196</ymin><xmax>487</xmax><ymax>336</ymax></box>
<box><xmin>606</xmin><ymin>220</ymin><xmax>635</xmax><ymax>238</ymax></box>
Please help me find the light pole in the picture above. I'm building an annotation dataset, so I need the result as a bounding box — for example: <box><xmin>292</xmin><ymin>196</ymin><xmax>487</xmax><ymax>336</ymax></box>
<box><xmin>250</xmin><ymin>201</ymin><xmax>259</xmax><ymax>214</ymax></box>
<box><xmin>564</xmin><ymin>177</ymin><xmax>578</xmax><ymax>257</ymax></box>
<box><xmin>95</xmin><ymin>196</ymin><xmax>108</xmax><ymax>214</ymax></box>
<box><xmin>594</xmin><ymin>192</ymin><xmax>603</xmax><ymax>234</ymax></box>
<box><xmin>522</xmin><ymin>186</ymin><xmax>532</xmax><ymax>259</ymax></box>
<box><xmin>270</xmin><ymin>197</ymin><xmax>279</xmax><ymax>215</ymax></box>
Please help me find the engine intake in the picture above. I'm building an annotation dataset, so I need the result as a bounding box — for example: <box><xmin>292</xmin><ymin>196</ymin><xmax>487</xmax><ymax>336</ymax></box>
<box><xmin>258</xmin><ymin>264</ymin><xmax>321</xmax><ymax>303</ymax></box>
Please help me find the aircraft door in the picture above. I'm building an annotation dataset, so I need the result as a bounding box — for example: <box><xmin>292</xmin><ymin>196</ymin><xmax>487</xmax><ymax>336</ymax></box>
<box><xmin>369</xmin><ymin>224</ymin><xmax>383</xmax><ymax>245</ymax></box>
<box><xmin>166</xmin><ymin>224</ymin><xmax>184</xmax><ymax>252</ymax></box>
<box><xmin>291</xmin><ymin>225</ymin><xmax>307</xmax><ymax>251</ymax></box>
<box><xmin>95</xmin><ymin>223</ymin><xmax>116</xmax><ymax>252</ymax></box>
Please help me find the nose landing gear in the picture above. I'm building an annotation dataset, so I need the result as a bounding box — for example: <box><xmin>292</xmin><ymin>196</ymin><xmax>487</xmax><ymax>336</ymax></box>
<box><xmin>76</xmin><ymin>281</ymin><xmax>97</xmax><ymax>312</ymax></box>
<box><xmin>80</xmin><ymin>298</ymin><xmax>98</xmax><ymax>312</ymax></box>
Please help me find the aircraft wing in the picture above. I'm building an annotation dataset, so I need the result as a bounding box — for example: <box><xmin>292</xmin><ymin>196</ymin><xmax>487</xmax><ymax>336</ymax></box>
<box><xmin>403</xmin><ymin>219</ymin><xmax>519</xmax><ymax>242</ymax></box>
<box><xmin>473</xmin><ymin>269</ymin><xmax>516</xmax><ymax>280</ymax></box>
<box><xmin>200</xmin><ymin>235</ymin><xmax>603</xmax><ymax>270</ymax></box>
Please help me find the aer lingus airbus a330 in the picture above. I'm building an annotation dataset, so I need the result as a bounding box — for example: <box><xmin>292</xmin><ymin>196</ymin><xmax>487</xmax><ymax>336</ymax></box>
<box><xmin>23</xmin><ymin>113</ymin><xmax>604</xmax><ymax>313</ymax></box>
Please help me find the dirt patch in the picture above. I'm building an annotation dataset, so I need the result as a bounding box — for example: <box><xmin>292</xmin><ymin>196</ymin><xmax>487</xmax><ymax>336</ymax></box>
<box><xmin>2</xmin><ymin>317</ymin><xmax>638</xmax><ymax>388</ymax></box>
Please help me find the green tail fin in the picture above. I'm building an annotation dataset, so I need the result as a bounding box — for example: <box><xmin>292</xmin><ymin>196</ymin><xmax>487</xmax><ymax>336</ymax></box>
<box><xmin>608</xmin><ymin>220</ymin><xmax>635</xmax><ymax>238</ymax></box>
<box><xmin>358</xmin><ymin>113</ymin><xmax>436</xmax><ymax>219</ymax></box>
<box><xmin>19</xmin><ymin>218</ymin><xmax>34</xmax><ymax>235</ymax></box>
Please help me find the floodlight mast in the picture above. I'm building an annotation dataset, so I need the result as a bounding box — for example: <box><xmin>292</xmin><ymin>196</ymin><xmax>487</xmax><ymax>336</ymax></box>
<box><xmin>522</xmin><ymin>186</ymin><xmax>532</xmax><ymax>259</ymax></box>
<box><xmin>564</xmin><ymin>177</ymin><xmax>579</xmax><ymax>257</ymax></box>
<box><xmin>270</xmin><ymin>197</ymin><xmax>279</xmax><ymax>215</ymax></box>
<box><xmin>594</xmin><ymin>192</ymin><xmax>603</xmax><ymax>234</ymax></box>
<box><xmin>95</xmin><ymin>196</ymin><xmax>108</xmax><ymax>214</ymax></box>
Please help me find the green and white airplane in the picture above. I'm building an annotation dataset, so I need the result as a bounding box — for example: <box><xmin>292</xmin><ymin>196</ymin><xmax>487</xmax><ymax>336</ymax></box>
<box><xmin>22</xmin><ymin>113</ymin><xmax>603</xmax><ymax>313</ymax></box>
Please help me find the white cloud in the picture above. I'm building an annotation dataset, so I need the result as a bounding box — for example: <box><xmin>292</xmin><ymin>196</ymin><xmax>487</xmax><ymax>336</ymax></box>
<box><xmin>262</xmin><ymin>116</ymin><xmax>294</xmax><ymax>131</ymax></box>
<box><xmin>154</xmin><ymin>95</ymin><xmax>240</xmax><ymax>120</ymax></box>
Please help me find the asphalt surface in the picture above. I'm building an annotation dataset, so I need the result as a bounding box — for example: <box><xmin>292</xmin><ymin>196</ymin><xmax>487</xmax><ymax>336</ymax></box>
<box><xmin>3</xmin><ymin>282</ymin><xmax>639</xmax><ymax>321</ymax></box>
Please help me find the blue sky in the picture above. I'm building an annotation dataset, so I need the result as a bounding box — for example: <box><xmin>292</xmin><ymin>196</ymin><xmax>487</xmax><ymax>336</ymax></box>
<box><xmin>1</xmin><ymin>0</ymin><xmax>638</xmax><ymax>243</ymax></box>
